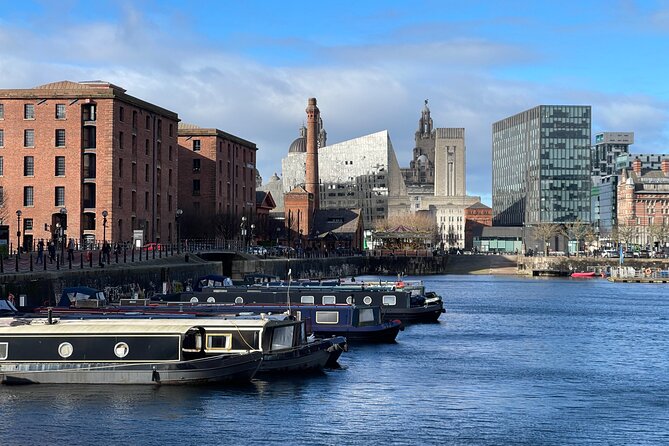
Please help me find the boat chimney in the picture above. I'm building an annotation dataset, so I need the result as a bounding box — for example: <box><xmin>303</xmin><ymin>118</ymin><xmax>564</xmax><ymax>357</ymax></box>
<box><xmin>48</xmin><ymin>307</ymin><xmax>53</xmax><ymax>325</ymax></box>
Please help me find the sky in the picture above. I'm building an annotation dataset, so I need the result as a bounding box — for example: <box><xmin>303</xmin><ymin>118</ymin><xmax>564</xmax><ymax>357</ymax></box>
<box><xmin>1</xmin><ymin>0</ymin><xmax>669</xmax><ymax>205</ymax></box>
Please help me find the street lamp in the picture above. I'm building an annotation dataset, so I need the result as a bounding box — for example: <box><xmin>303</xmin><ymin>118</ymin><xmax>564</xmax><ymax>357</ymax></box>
<box><xmin>250</xmin><ymin>223</ymin><xmax>255</xmax><ymax>246</ymax></box>
<box><xmin>59</xmin><ymin>207</ymin><xmax>67</xmax><ymax>260</ymax></box>
<box><xmin>175</xmin><ymin>209</ymin><xmax>183</xmax><ymax>253</ymax></box>
<box><xmin>16</xmin><ymin>210</ymin><xmax>22</xmax><ymax>258</ymax></box>
<box><xmin>102</xmin><ymin>210</ymin><xmax>108</xmax><ymax>244</ymax></box>
<box><xmin>241</xmin><ymin>216</ymin><xmax>247</xmax><ymax>251</ymax></box>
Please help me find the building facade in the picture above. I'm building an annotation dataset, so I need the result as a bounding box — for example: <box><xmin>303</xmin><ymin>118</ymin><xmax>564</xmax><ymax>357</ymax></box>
<box><xmin>617</xmin><ymin>160</ymin><xmax>669</xmax><ymax>248</ymax></box>
<box><xmin>591</xmin><ymin>132</ymin><xmax>633</xmax><ymax>178</ymax></box>
<box><xmin>177</xmin><ymin>123</ymin><xmax>257</xmax><ymax>237</ymax></box>
<box><xmin>282</xmin><ymin>130</ymin><xmax>406</xmax><ymax>229</ymax></box>
<box><xmin>0</xmin><ymin>80</ymin><xmax>179</xmax><ymax>250</ymax></box>
<box><xmin>492</xmin><ymin>105</ymin><xmax>592</xmax><ymax>226</ymax></box>
<box><xmin>401</xmin><ymin>100</ymin><xmax>436</xmax><ymax>187</ymax></box>
<box><xmin>464</xmin><ymin>202</ymin><xmax>492</xmax><ymax>249</ymax></box>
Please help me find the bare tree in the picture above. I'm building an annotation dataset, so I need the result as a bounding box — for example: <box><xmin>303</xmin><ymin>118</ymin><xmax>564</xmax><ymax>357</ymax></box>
<box><xmin>533</xmin><ymin>222</ymin><xmax>561</xmax><ymax>255</ymax></box>
<box><xmin>649</xmin><ymin>222</ymin><xmax>669</xmax><ymax>250</ymax></box>
<box><xmin>562</xmin><ymin>220</ymin><xmax>592</xmax><ymax>256</ymax></box>
<box><xmin>616</xmin><ymin>222</ymin><xmax>637</xmax><ymax>248</ymax></box>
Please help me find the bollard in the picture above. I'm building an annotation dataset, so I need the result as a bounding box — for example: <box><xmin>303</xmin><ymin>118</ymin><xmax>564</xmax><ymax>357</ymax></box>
<box><xmin>159</xmin><ymin>246</ymin><xmax>162</xmax><ymax>259</ymax></box>
<box><xmin>131</xmin><ymin>248</ymin><xmax>135</xmax><ymax>262</ymax></box>
<box><xmin>44</xmin><ymin>255</ymin><xmax>47</xmax><ymax>271</ymax></box>
<box><xmin>1</xmin><ymin>255</ymin><xmax>4</xmax><ymax>273</ymax></box>
<box><xmin>89</xmin><ymin>251</ymin><xmax>93</xmax><ymax>268</ymax></box>
<box><xmin>69</xmin><ymin>255</ymin><xmax>72</xmax><ymax>270</ymax></box>
<box><xmin>124</xmin><ymin>247</ymin><xmax>127</xmax><ymax>263</ymax></box>
<box><xmin>115</xmin><ymin>250</ymin><xmax>119</xmax><ymax>264</ymax></box>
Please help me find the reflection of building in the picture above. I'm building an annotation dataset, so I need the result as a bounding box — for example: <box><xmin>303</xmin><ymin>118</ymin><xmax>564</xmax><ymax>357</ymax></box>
<box><xmin>492</xmin><ymin>105</ymin><xmax>592</xmax><ymax>226</ymax></box>
<box><xmin>177</xmin><ymin>123</ymin><xmax>257</xmax><ymax>236</ymax></box>
<box><xmin>0</xmin><ymin>80</ymin><xmax>179</xmax><ymax>248</ymax></box>
<box><xmin>617</xmin><ymin>159</ymin><xmax>669</xmax><ymax>247</ymax></box>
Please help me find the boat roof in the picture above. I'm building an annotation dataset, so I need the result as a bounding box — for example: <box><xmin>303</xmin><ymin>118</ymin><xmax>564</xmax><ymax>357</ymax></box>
<box><xmin>0</xmin><ymin>315</ymin><xmax>295</xmax><ymax>334</ymax></box>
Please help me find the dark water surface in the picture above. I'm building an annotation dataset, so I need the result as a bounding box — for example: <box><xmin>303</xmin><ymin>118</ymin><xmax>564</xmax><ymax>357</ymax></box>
<box><xmin>2</xmin><ymin>275</ymin><xmax>669</xmax><ymax>445</ymax></box>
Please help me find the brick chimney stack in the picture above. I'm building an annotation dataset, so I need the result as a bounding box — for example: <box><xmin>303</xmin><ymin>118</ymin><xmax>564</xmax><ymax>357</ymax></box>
<box><xmin>632</xmin><ymin>157</ymin><xmax>642</xmax><ymax>175</ymax></box>
<box><xmin>305</xmin><ymin>97</ymin><xmax>320</xmax><ymax>209</ymax></box>
<box><xmin>662</xmin><ymin>159</ymin><xmax>669</xmax><ymax>175</ymax></box>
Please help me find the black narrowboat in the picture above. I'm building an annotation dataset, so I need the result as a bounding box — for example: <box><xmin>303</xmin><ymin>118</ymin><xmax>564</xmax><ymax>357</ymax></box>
<box><xmin>0</xmin><ymin>317</ymin><xmax>262</xmax><ymax>385</ymax></box>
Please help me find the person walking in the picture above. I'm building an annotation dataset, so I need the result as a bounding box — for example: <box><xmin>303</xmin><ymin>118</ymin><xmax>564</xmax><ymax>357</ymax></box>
<box><xmin>67</xmin><ymin>238</ymin><xmax>75</xmax><ymax>262</ymax></box>
<box><xmin>48</xmin><ymin>241</ymin><xmax>56</xmax><ymax>263</ymax></box>
<box><xmin>36</xmin><ymin>239</ymin><xmax>44</xmax><ymax>264</ymax></box>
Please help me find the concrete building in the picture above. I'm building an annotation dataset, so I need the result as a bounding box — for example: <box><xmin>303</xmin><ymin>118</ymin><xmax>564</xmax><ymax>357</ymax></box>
<box><xmin>492</xmin><ymin>105</ymin><xmax>592</xmax><ymax>226</ymax></box>
<box><xmin>616</xmin><ymin>152</ymin><xmax>669</xmax><ymax>172</ymax></box>
<box><xmin>618</xmin><ymin>159</ymin><xmax>669</xmax><ymax>248</ymax></box>
<box><xmin>0</xmin><ymin>80</ymin><xmax>179</xmax><ymax>250</ymax></box>
<box><xmin>177</xmin><ymin>123</ymin><xmax>257</xmax><ymax>237</ymax></box>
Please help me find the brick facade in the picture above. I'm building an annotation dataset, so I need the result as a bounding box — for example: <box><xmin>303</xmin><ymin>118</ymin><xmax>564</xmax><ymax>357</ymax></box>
<box><xmin>177</xmin><ymin>124</ymin><xmax>257</xmax><ymax>238</ymax></box>
<box><xmin>0</xmin><ymin>81</ymin><xmax>178</xmax><ymax>250</ymax></box>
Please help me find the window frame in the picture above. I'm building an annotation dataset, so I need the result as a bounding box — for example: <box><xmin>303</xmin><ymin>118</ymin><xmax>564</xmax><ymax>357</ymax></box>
<box><xmin>315</xmin><ymin>311</ymin><xmax>339</xmax><ymax>324</ymax></box>
<box><xmin>205</xmin><ymin>333</ymin><xmax>232</xmax><ymax>352</ymax></box>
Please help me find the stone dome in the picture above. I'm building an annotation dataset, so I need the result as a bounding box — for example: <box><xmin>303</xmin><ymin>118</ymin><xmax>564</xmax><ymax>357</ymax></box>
<box><xmin>288</xmin><ymin>136</ymin><xmax>307</xmax><ymax>154</ymax></box>
<box><xmin>288</xmin><ymin>125</ymin><xmax>308</xmax><ymax>154</ymax></box>
<box><xmin>417</xmin><ymin>154</ymin><xmax>429</xmax><ymax>165</ymax></box>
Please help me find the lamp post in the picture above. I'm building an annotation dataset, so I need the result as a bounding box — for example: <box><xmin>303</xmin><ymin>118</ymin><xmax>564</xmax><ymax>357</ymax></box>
<box><xmin>102</xmin><ymin>210</ymin><xmax>108</xmax><ymax>245</ymax></box>
<box><xmin>175</xmin><ymin>209</ymin><xmax>183</xmax><ymax>253</ymax></box>
<box><xmin>59</xmin><ymin>207</ymin><xmax>67</xmax><ymax>260</ymax></box>
<box><xmin>276</xmin><ymin>227</ymin><xmax>280</xmax><ymax>245</ymax></box>
<box><xmin>241</xmin><ymin>216</ymin><xmax>247</xmax><ymax>251</ymax></box>
<box><xmin>250</xmin><ymin>223</ymin><xmax>255</xmax><ymax>247</ymax></box>
<box><xmin>16</xmin><ymin>210</ymin><xmax>22</xmax><ymax>258</ymax></box>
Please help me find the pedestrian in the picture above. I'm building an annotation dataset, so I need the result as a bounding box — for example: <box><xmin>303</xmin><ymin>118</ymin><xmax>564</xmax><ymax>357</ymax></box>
<box><xmin>48</xmin><ymin>241</ymin><xmax>56</xmax><ymax>263</ymax></box>
<box><xmin>103</xmin><ymin>241</ymin><xmax>111</xmax><ymax>264</ymax></box>
<box><xmin>36</xmin><ymin>239</ymin><xmax>44</xmax><ymax>264</ymax></box>
<box><xmin>67</xmin><ymin>238</ymin><xmax>75</xmax><ymax>262</ymax></box>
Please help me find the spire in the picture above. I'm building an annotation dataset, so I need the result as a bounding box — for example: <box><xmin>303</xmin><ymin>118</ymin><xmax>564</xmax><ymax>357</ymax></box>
<box><xmin>417</xmin><ymin>99</ymin><xmax>433</xmax><ymax>138</ymax></box>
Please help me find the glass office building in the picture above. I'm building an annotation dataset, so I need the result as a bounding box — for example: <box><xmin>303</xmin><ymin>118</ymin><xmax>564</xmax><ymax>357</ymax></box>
<box><xmin>492</xmin><ymin>105</ymin><xmax>592</xmax><ymax>226</ymax></box>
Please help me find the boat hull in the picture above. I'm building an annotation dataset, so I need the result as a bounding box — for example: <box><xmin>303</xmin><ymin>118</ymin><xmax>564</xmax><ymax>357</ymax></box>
<box><xmin>0</xmin><ymin>352</ymin><xmax>262</xmax><ymax>385</ymax></box>
<box><xmin>384</xmin><ymin>304</ymin><xmax>445</xmax><ymax>323</ymax></box>
<box><xmin>313</xmin><ymin>321</ymin><xmax>403</xmax><ymax>343</ymax></box>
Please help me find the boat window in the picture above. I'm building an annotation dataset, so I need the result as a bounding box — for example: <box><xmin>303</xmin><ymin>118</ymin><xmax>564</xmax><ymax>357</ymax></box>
<box><xmin>0</xmin><ymin>342</ymin><xmax>7</xmax><ymax>360</ymax></box>
<box><xmin>58</xmin><ymin>342</ymin><xmax>73</xmax><ymax>358</ymax></box>
<box><xmin>183</xmin><ymin>329</ymin><xmax>202</xmax><ymax>352</ymax></box>
<box><xmin>206</xmin><ymin>334</ymin><xmax>232</xmax><ymax>351</ymax></box>
<box><xmin>190</xmin><ymin>297</ymin><xmax>199</xmax><ymax>303</ymax></box>
<box><xmin>271</xmin><ymin>326</ymin><xmax>294</xmax><ymax>350</ymax></box>
<box><xmin>301</xmin><ymin>295</ymin><xmax>314</xmax><ymax>304</ymax></box>
<box><xmin>114</xmin><ymin>342</ymin><xmax>129</xmax><ymax>358</ymax></box>
<box><xmin>316</xmin><ymin>311</ymin><xmax>339</xmax><ymax>324</ymax></box>
<box><xmin>322</xmin><ymin>295</ymin><xmax>336</xmax><ymax>305</ymax></box>
<box><xmin>207</xmin><ymin>297</ymin><xmax>216</xmax><ymax>303</ymax></box>
<box><xmin>359</xmin><ymin>308</ymin><xmax>376</xmax><ymax>323</ymax></box>
<box><xmin>382</xmin><ymin>295</ymin><xmax>397</xmax><ymax>306</ymax></box>
<box><xmin>363</xmin><ymin>296</ymin><xmax>372</xmax><ymax>305</ymax></box>
<box><xmin>235</xmin><ymin>297</ymin><xmax>244</xmax><ymax>304</ymax></box>
<box><xmin>346</xmin><ymin>296</ymin><xmax>353</xmax><ymax>305</ymax></box>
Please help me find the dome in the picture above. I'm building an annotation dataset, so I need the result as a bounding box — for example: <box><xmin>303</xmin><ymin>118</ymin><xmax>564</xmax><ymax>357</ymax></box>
<box><xmin>417</xmin><ymin>154</ymin><xmax>429</xmax><ymax>165</ymax></box>
<box><xmin>288</xmin><ymin>136</ymin><xmax>307</xmax><ymax>154</ymax></box>
<box><xmin>288</xmin><ymin>125</ymin><xmax>308</xmax><ymax>154</ymax></box>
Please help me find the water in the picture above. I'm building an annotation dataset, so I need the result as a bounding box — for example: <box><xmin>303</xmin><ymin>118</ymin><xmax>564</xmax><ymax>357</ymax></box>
<box><xmin>2</xmin><ymin>275</ymin><xmax>669</xmax><ymax>445</ymax></box>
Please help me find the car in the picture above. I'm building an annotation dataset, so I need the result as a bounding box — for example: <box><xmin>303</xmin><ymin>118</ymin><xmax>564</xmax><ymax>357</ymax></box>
<box><xmin>142</xmin><ymin>242</ymin><xmax>159</xmax><ymax>251</ymax></box>
<box><xmin>602</xmin><ymin>250</ymin><xmax>618</xmax><ymax>258</ymax></box>
<box><xmin>248</xmin><ymin>246</ymin><xmax>267</xmax><ymax>256</ymax></box>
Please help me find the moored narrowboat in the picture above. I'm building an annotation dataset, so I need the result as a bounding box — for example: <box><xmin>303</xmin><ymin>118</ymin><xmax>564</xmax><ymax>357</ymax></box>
<box><xmin>0</xmin><ymin>317</ymin><xmax>262</xmax><ymax>385</ymax></box>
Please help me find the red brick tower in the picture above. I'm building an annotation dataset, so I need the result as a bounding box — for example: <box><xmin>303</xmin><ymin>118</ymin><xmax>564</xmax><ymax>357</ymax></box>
<box><xmin>305</xmin><ymin>98</ymin><xmax>320</xmax><ymax>210</ymax></box>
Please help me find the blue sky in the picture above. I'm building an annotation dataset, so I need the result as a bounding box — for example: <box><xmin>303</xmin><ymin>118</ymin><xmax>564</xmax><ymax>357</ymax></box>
<box><xmin>1</xmin><ymin>0</ymin><xmax>668</xmax><ymax>204</ymax></box>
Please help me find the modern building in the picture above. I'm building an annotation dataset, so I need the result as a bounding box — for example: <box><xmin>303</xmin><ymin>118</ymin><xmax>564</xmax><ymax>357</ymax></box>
<box><xmin>282</xmin><ymin>129</ymin><xmax>406</xmax><ymax>229</ymax></box>
<box><xmin>591</xmin><ymin>175</ymin><xmax>618</xmax><ymax>236</ymax></box>
<box><xmin>591</xmin><ymin>132</ymin><xmax>633</xmax><ymax>178</ymax></box>
<box><xmin>492</xmin><ymin>105</ymin><xmax>592</xmax><ymax>226</ymax></box>
<box><xmin>177</xmin><ymin>123</ymin><xmax>257</xmax><ymax>238</ymax></box>
<box><xmin>0</xmin><ymin>80</ymin><xmax>179</xmax><ymax>251</ymax></box>
<box><xmin>616</xmin><ymin>152</ymin><xmax>669</xmax><ymax>172</ymax></box>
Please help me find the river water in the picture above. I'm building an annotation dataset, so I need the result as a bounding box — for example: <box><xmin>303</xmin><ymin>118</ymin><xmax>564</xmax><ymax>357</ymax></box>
<box><xmin>1</xmin><ymin>275</ymin><xmax>669</xmax><ymax>445</ymax></box>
